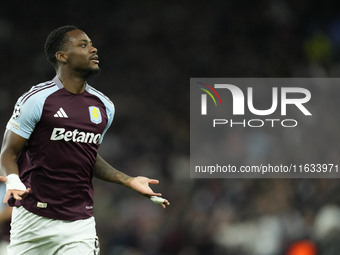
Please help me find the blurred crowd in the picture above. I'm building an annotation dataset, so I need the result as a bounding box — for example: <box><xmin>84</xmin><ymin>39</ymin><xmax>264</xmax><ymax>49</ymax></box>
<box><xmin>1</xmin><ymin>0</ymin><xmax>340</xmax><ymax>254</ymax></box>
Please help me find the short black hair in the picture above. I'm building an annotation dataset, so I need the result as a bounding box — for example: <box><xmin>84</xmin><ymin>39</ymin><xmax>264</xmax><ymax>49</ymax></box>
<box><xmin>44</xmin><ymin>25</ymin><xmax>79</xmax><ymax>67</ymax></box>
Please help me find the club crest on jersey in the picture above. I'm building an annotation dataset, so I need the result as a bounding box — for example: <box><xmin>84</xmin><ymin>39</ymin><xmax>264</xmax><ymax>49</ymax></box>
<box><xmin>89</xmin><ymin>106</ymin><xmax>102</xmax><ymax>124</ymax></box>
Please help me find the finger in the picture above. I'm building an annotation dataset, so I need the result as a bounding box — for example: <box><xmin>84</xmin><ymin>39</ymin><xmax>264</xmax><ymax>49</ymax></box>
<box><xmin>18</xmin><ymin>188</ymin><xmax>30</xmax><ymax>198</ymax></box>
<box><xmin>164</xmin><ymin>199</ymin><xmax>170</xmax><ymax>206</ymax></box>
<box><xmin>0</xmin><ymin>176</ymin><xmax>8</xmax><ymax>183</ymax></box>
<box><xmin>150</xmin><ymin>192</ymin><xmax>162</xmax><ymax>197</ymax></box>
<box><xmin>143</xmin><ymin>192</ymin><xmax>162</xmax><ymax>198</ymax></box>
<box><xmin>161</xmin><ymin>200</ymin><xmax>170</xmax><ymax>209</ymax></box>
<box><xmin>3</xmin><ymin>190</ymin><xmax>12</xmax><ymax>204</ymax></box>
<box><xmin>147</xmin><ymin>179</ymin><xmax>159</xmax><ymax>185</ymax></box>
<box><xmin>12</xmin><ymin>191</ymin><xmax>23</xmax><ymax>200</ymax></box>
<box><xmin>8</xmin><ymin>188</ymin><xmax>30</xmax><ymax>201</ymax></box>
<box><xmin>21</xmin><ymin>188</ymin><xmax>30</xmax><ymax>195</ymax></box>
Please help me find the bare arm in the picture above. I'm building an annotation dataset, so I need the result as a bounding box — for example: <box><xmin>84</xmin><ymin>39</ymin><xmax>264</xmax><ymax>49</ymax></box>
<box><xmin>94</xmin><ymin>154</ymin><xmax>170</xmax><ymax>208</ymax></box>
<box><xmin>0</xmin><ymin>129</ymin><xmax>30</xmax><ymax>203</ymax></box>
<box><xmin>93</xmin><ymin>154</ymin><xmax>132</xmax><ymax>185</ymax></box>
<box><xmin>0</xmin><ymin>129</ymin><xmax>26</xmax><ymax>176</ymax></box>
<box><xmin>0</xmin><ymin>205</ymin><xmax>12</xmax><ymax>224</ymax></box>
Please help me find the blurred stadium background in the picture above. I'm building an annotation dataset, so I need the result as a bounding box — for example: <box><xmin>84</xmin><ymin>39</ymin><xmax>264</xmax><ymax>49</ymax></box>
<box><xmin>1</xmin><ymin>1</ymin><xmax>340</xmax><ymax>254</ymax></box>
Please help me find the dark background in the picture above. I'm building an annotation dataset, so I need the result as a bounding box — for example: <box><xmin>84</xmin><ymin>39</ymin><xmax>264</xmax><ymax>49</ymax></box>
<box><xmin>1</xmin><ymin>1</ymin><xmax>340</xmax><ymax>254</ymax></box>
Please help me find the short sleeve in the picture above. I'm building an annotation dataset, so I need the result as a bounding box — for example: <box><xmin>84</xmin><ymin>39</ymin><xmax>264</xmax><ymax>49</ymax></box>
<box><xmin>98</xmin><ymin>100</ymin><xmax>115</xmax><ymax>144</ymax></box>
<box><xmin>6</xmin><ymin>96</ymin><xmax>43</xmax><ymax>139</ymax></box>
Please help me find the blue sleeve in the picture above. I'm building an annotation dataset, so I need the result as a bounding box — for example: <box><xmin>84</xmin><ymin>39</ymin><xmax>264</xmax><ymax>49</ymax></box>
<box><xmin>98</xmin><ymin>101</ymin><xmax>115</xmax><ymax>144</ymax></box>
<box><xmin>6</xmin><ymin>96</ymin><xmax>43</xmax><ymax>139</ymax></box>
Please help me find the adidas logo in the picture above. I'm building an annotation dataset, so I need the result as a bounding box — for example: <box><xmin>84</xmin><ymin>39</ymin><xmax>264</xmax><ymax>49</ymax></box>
<box><xmin>54</xmin><ymin>108</ymin><xmax>68</xmax><ymax>118</ymax></box>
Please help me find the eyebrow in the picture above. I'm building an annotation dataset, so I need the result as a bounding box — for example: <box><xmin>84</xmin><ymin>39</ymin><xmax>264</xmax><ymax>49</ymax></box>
<box><xmin>79</xmin><ymin>39</ymin><xmax>92</xmax><ymax>44</ymax></box>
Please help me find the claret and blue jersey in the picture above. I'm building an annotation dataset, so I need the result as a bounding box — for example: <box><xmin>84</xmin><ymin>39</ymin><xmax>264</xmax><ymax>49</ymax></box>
<box><xmin>6</xmin><ymin>76</ymin><xmax>115</xmax><ymax>221</ymax></box>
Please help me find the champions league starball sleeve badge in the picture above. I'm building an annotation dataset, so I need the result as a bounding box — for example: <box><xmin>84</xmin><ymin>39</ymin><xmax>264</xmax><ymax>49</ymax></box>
<box><xmin>12</xmin><ymin>103</ymin><xmax>22</xmax><ymax>120</ymax></box>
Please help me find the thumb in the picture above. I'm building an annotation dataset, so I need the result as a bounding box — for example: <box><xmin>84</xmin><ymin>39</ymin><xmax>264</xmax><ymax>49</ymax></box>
<box><xmin>0</xmin><ymin>176</ymin><xmax>8</xmax><ymax>183</ymax></box>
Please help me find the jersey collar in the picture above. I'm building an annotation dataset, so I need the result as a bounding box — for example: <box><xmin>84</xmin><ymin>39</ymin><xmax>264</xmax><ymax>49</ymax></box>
<box><xmin>52</xmin><ymin>76</ymin><xmax>90</xmax><ymax>92</ymax></box>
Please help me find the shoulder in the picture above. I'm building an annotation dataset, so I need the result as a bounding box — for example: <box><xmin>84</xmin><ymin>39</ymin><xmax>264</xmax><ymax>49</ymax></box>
<box><xmin>7</xmin><ymin>80</ymin><xmax>60</xmax><ymax>137</ymax></box>
<box><xmin>86</xmin><ymin>85</ymin><xmax>115</xmax><ymax>113</ymax></box>
<box><xmin>18</xmin><ymin>80</ymin><xmax>60</xmax><ymax>107</ymax></box>
<box><xmin>87</xmin><ymin>85</ymin><xmax>114</xmax><ymax>106</ymax></box>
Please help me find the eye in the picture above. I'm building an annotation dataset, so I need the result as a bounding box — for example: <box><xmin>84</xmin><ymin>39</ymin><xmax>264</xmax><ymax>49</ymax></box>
<box><xmin>81</xmin><ymin>43</ymin><xmax>87</xmax><ymax>48</ymax></box>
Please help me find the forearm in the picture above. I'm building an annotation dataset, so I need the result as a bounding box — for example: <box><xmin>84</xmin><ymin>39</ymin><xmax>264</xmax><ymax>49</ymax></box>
<box><xmin>0</xmin><ymin>206</ymin><xmax>12</xmax><ymax>224</ymax></box>
<box><xmin>93</xmin><ymin>154</ymin><xmax>133</xmax><ymax>186</ymax></box>
<box><xmin>93</xmin><ymin>155</ymin><xmax>170</xmax><ymax>208</ymax></box>
<box><xmin>0</xmin><ymin>129</ymin><xmax>26</xmax><ymax>177</ymax></box>
<box><xmin>0</xmin><ymin>152</ymin><xmax>20</xmax><ymax>177</ymax></box>
<box><xmin>0</xmin><ymin>130</ymin><xmax>29</xmax><ymax>201</ymax></box>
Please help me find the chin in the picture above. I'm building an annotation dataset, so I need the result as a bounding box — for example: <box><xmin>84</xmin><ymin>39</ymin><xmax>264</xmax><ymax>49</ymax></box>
<box><xmin>79</xmin><ymin>67</ymin><xmax>101</xmax><ymax>80</ymax></box>
<box><xmin>92</xmin><ymin>67</ymin><xmax>101</xmax><ymax>76</ymax></box>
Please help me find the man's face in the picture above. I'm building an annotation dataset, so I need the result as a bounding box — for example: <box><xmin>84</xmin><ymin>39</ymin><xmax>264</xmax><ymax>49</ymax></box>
<box><xmin>62</xmin><ymin>30</ymin><xmax>100</xmax><ymax>77</ymax></box>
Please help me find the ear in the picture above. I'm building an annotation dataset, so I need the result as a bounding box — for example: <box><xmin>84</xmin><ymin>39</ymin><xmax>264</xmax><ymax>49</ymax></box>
<box><xmin>55</xmin><ymin>51</ymin><xmax>67</xmax><ymax>64</ymax></box>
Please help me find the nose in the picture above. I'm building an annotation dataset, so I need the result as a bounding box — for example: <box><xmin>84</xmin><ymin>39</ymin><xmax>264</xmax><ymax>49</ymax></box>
<box><xmin>90</xmin><ymin>45</ymin><xmax>97</xmax><ymax>54</ymax></box>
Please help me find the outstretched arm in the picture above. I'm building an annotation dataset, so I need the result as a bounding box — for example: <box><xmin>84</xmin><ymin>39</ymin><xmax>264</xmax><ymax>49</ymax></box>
<box><xmin>94</xmin><ymin>154</ymin><xmax>170</xmax><ymax>208</ymax></box>
<box><xmin>0</xmin><ymin>129</ymin><xmax>30</xmax><ymax>203</ymax></box>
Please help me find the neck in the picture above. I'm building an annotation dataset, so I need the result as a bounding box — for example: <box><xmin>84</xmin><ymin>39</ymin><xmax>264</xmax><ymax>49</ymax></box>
<box><xmin>56</xmin><ymin>69</ymin><xmax>87</xmax><ymax>94</ymax></box>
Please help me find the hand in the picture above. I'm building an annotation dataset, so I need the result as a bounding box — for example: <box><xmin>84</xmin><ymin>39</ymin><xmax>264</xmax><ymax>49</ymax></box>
<box><xmin>128</xmin><ymin>176</ymin><xmax>170</xmax><ymax>209</ymax></box>
<box><xmin>0</xmin><ymin>176</ymin><xmax>30</xmax><ymax>203</ymax></box>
